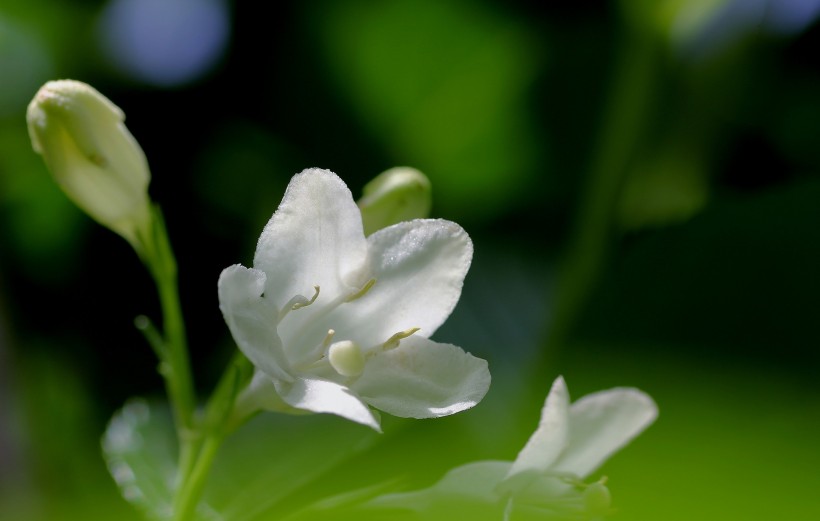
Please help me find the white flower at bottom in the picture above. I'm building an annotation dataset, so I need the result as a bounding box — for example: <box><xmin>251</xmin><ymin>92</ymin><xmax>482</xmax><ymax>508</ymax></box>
<box><xmin>368</xmin><ymin>376</ymin><xmax>658</xmax><ymax>519</ymax></box>
<box><xmin>218</xmin><ymin>168</ymin><xmax>490</xmax><ymax>431</ymax></box>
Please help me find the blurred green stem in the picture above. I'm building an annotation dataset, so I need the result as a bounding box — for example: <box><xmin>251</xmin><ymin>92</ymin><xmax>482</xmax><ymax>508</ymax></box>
<box><xmin>137</xmin><ymin>207</ymin><xmax>198</xmax><ymax>496</ymax></box>
<box><xmin>143</xmin><ymin>207</ymin><xmax>196</xmax><ymax>428</ymax></box>
<box><xmin>173</xmin><ymin>433</ymin><xmax>223</xmax><ymax>521</ymax></box>
<box><xmin>545</xmin><ymin>19</ymin><xmax>659</xmax><ymax>354</ymax></box>
<box><xmin>137</xmin><ymin>205</ymin><xmax>255</xmax><ymax>519</ymax></box>
<box><xmin>173</xmin><ymin>349</ymin><xmax>253</xmax><ymax>520</ymax></box>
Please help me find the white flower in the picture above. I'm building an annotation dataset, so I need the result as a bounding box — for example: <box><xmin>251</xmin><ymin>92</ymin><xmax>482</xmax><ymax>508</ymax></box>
<box><xmin>218</xmin><ymin>168</ymin><xmax>490</xmax><ymax>431</ymax></box>
<box><xmin>27</xmin><ymin>80</ymin><xmax>152</xmax><ymax>247</ymax></box>
<box><xmin>369</xmin><ymin>376</ymin><xmax>658</xmax><ymax>519</ymax></box>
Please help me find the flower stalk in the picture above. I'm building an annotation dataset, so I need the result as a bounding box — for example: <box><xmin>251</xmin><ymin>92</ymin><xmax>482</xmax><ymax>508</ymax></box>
<box><xmin>544</xmin><ymin>16</ymin><xmax>660</xmax><ymax>358</ymax></box>
<box><xmin>27</xmin><ymin>79</ymin><xmax>206</xmax><ymax>518</ymax></box>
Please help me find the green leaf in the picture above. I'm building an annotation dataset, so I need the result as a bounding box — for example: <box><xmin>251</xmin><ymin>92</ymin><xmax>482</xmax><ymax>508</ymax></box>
<box><xmin>102</xmin><ymin>400</ymin><xmax>381</xmax><ymax>521</ymax></box>
<box><xmin>102</xmin><ymin>400</ymin><xmax>178</xmax><ymax>521</ymax></box>
<box><xmin>202</xmin><ymin>412</ymin><xmax>381</xmax><ymax>521</ymax></box>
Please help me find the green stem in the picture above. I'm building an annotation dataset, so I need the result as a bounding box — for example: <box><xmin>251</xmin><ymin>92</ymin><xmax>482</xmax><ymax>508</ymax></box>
<box><xmin>156</xmin><ymin>252</ymin><xmax>195</xmax><ymax>432</ymax></box>
<box><xmin>544</xmin><ymin>20</ymin><xmax>659</xmax><ymax>355</ymax></box>
<box><xmin>172</xmin><ymin>434</ymin><xmax>224</xmax><ymax>521</ymax></box>
<box><xmin>136</xmin><ymin>207</ymin><xmax>200</xmax><ymax>515</ymax></box>
<box><xmin>171</xmin><ymin>355</ymin><xmax>254</xmax><ymax>521</ymax></box>
<box><xmin>151</xmin><ymin>207</ymin><xmax>196</xmax><ymax>433</ymax></box>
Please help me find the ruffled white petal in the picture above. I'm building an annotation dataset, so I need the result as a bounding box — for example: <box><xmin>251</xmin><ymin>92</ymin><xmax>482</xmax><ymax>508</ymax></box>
<box><xmin>498</xmin><ymin>376</ymin><xmax>570</xmax><ymax>494</ymax></box>
<box><xmin>316</xmin><ymin>219</ymin><xmax>472</xmax><ymax>348</ymax></box>
<box><xmin>552</xmin><ymin>387</ymin><xmax>658</xmax><ymax>477</ymax></box>
<box><xmin>352</xmin><ymin>335</ymin><xmax>489</xmax><ymax>418</ymax></box>
<box><xmin>275</xmin><ymin>376</ymin><xmax>381</xmax><ymax>432</ymax></box>
<box><xmin>217</xmin><ymin>265</ymin><xmax>292</xmax><ymax>382</ymax></box>
<box><xmin>253</xmin><ymin>168</ymin><xmax>369</xmax><ymax>321</ymax></box>
<box><xmin>368</xmin><ymin>461</ymin><xmax>510</xmax><ymax>516</ymax></box>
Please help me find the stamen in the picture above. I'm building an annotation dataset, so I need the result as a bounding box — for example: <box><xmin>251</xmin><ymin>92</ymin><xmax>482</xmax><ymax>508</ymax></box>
<box><xmin>322</xmin><ymin>329</ymin><xmax>336</xmax><ymax>348</ymax></box>
<box><xmin>292</xmin><ymin>285</ymin><xmax>320</xmax><ymax>309</ymax></box>
<box><xmin>382</xmin><ymin>327</ymin><xmax>420</xmax><ymax>350</ymax></box>
<box><xmin>278</xmin><ymin>285</ymin><xmax>320</xmax><ymax>322</ymax></box>
<box><xmin>345</xmin><ymin>278</ymin><xmax>376</xmax><ymax>302</ymax></box>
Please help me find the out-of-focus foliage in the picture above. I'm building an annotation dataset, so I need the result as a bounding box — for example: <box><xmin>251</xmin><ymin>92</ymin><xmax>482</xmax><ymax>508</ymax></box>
<box><xmin>314</xmin><ymin>0</ymin><xmax>544</xmax><ymax>220</ymax></box>
<box><xmin>1</xmin><ymin>1</ymin><xmax>819</xmax><ymax>520</ymax></box>
<box><xmin>101</xmin><ymin>400</ymin><xmax>384</xmax><ymax>521</ymax></box>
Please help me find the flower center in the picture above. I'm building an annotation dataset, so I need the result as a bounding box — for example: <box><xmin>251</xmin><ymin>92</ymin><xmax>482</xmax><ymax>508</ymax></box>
<box><xmin>281</xmin><ymin>281</ymin><xmax>420</xmax><ymax>378</ymax></box>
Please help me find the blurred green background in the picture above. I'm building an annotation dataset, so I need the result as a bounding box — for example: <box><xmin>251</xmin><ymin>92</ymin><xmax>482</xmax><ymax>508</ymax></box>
<box><xmin>1</xmin><ymin>0</ymin><xmax>819</xmax><ymax>519</ymax></box>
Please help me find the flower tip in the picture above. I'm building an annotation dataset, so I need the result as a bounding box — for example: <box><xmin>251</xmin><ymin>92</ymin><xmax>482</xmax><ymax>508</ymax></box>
<box><xmin>27</xmin><ymin>80</ymin><xmax>124</xmax><ymax>137</ymax></box>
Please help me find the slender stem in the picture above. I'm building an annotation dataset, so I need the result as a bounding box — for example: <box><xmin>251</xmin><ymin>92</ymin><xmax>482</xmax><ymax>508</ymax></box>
<box><xmin>134</xmin><ymin>315</ymin><xmax>167</xmax><ymax>361</ymax></box>
<box><xmin>156</xmin><ymin>253</ymin><xmax>196</xmax><ymax>431</ymax></box>
<box><xmin>140</xmin><ymin>208</ymin><xmax>253</xmax><ymax>519</ymax></box>
<box><xmin>150</xmin><ymin>210</ymin><xmax>202</xmax><ymax>516</ymax></box>
<box><xmin>544</xmin><ymin>20</ymin><xmax>659</xmax><ymax>355</ymax></box>
<box><xmin>171</xmin><ymin>356</ymin><xmax>254</xmax><ymax>521</ymax></box>
<box><xmin>136</xmin><ymin>207</ymin><xmax>201</xmax><ymax>515</ymax></box>
<box><xmin>151</xmin><ymin>207</ymin><xmax>196</xmax><ymax>432</ymax></box>
<box><xmin>172</xmin><ymin>434</ymin><xmax>224</xmax><ymax>521</ymax></box>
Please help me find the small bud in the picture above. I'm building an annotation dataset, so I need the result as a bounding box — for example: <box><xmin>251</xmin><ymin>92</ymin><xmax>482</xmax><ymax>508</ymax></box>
<box><xmin>358</xmin><ymin>167</ymin><xmax>432</xmax><ymax>235</ymax></box>
<box><xmin>27</xmin><ymin>80</ymin><xmax>151</xmax><ymax>248</ymax></box>
<box><xmin>583</xmin><ymin>481</ymin><xmax>612</xmax><ymax>517</ymax></box>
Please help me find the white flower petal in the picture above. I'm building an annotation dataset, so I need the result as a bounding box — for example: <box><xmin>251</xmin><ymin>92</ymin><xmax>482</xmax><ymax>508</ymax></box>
<box><xmin>219</xmin><ymin>169</ymin><xmax>489</xmax><ymax>429</ymax></box>
<box><xmin>352</xmin><ymin>336</ymin><xmax>489</xmax><ymax>419</ymax></box>
<box><xmin>275</xmin><ymin>376</ymin><xmax>381</xmax><ymax>432</ymax></box>
<box><xmin>553</xmin><ymin>387</ymin><xmax>658</xmax><ymax>478</ymax></box>
<box><xmin>217</xmin><ymin>265</ymin><xmax>292</xmax><ymax>382</ymax></box>
<box><xmin>253</xmin><ymin>168</ymin><xmax>368</xmax><ymax>316</ymax></box>
<box><xmin>369</xmin><ymin>461</ymin><xmax>510</xmax><ymax>516</ymax></box>
<box><xmin>322</xmin><ymin>219</ymin><xmax>472</xmax><ymax>348</ymax></box>
<box><xmin>499</xmin><ymin>376</ymin><xmax>570</xmax><ymax>494</ymax></box>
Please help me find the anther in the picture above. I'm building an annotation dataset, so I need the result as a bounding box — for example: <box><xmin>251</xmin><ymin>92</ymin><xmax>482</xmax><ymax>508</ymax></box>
<box><xmin>382</xmin><ymin>327</ymin><xmax>420</xmax><ymax>350</ymax></box>
<box><xmin>345</xmin><ymin>278</ymin><xmax>376</xmax><ymax>302</ymax></box>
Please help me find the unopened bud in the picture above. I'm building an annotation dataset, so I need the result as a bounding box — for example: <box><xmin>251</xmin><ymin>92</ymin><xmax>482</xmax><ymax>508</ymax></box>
<box><xmin>358</xmin><ymin>167</ymin><xmax>432</xmax><ymax>235</ymax></box>
<box><xmin>583</xmin><ymin>481</ymin><xmax>612</xmax><ymax>517</ymax></box>
<box><xmin>27</xmin><ymin>80</ymin><xmax>151</xmax><ymax>247</ymax></box>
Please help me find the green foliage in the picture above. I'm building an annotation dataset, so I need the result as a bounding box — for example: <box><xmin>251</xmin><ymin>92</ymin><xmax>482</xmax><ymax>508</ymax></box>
<box><xmin>102</xmin><ymin>401</ymin><xmax>177</xmax><ymax>520</ymax></box>
<box><xmin>314</xmin><ymin>0</ymin><xmax>544</xmax><ymax>220</ymax></box>
<box><xmin>102</xmin><ymin>401</ymin><xmax>383</xmax><ymax>521</ymax></box>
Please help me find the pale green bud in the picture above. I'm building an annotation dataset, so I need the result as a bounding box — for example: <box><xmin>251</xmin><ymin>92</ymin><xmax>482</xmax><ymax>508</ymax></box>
<box><xmin>27</xmin><ymin>80</ymin><xmax>151</xmax><ymax>248</ymax></box>
<box><xmin>358</xmin><ymin>167</ymin><xmax>432</xmax><ymax>235</ymax></box>
<box><xmin>583</xmin><ymin>481</ymin><xmax>612</xmax><ymax>517</ymax></box>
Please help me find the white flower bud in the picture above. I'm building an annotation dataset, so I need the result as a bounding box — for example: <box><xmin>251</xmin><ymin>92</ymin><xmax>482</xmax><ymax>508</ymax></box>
<box><xmin>27</xmin><ymin>80</ymin><xmax>151</xmax><ymax>247</ymax></box>
<box><xmin>358</xmin><ymin>167</ymin><xmax>432</xmax><ymax>235</ymax></box>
